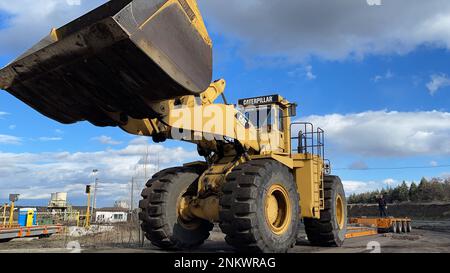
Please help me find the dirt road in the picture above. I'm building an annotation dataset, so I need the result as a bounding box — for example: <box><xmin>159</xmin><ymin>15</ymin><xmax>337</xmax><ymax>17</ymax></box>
<box><xmin>1</xmin><ymin>223</ymin><xmax>449</xmax><ymax>253</ymax></box>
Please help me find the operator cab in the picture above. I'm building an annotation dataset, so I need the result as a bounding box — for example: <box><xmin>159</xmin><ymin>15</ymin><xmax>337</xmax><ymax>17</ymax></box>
<box><xmin>238</xmin><ymin>95</ymin><xmax>297</xmax><ymax>153</ymax></box>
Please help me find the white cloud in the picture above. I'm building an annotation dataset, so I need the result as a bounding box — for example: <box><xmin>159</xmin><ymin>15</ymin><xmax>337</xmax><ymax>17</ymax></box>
<box><xmin>383</xmin><ymin>178</ymin><xmax>397</xmax><ymax>187</ymax></box>
<box><xmin>2</xmin><ymin>1</ymin><xmax>450</xmax><ymax>63</ymax></box>
<box><xmin>8</xmin><ymin>125</ymin><xmax>16</xmax><ymax>130</ymax></box>
<box><xmin>373</xmin><ymin>70</ymin><xmax>394</xmax><ymax>83</ymax></box>
<box><xmin>0</xmin><ymin>134</ymin><xmax>22</xmax><ymax>145</ymax></box>
<box><xmin>426</xmin><ymin>74</ymin><xmax>450</xmax><ymax>95</ymax></box>
<box><xmin>342</xmin><ymin>180</ymin><xmax>382</xmax><ymax>195</ymax></box>
<box><xmin>0</xmin><ymin>112</ymin><xmax>9</xmax><ymax>118</ymax></box>
<box><xmin>0</xmin><ymin>138</ymin><xmax>199</xmax><ymax>204</ymax></box>
<box><xmin>92</xmin><ymin>135</ymin><xmax>122</xmax><ymax>146</ymax></box>
<box><xmin>303</xmin><ymin>110</ymin><xmax>450</xmax><ymax>157</ymax></box>
<box><xmin>305</xmin><ymin>65</ymin><xmax>317</xmax><ymax>80</ymax></box>
<box><xmin>288</xmin><ymin>65</ymin><xmax>317</xmax><ymax>80</ymax></box>
<box><xmin>0</xmin><ymin>0</ymin><xmax>107</xmax><ymax>56</ymax></box>
<box><xmin>430</xmin><ymin>160</ymin><xmax>438</xmax><ymax>167</ymax></box>
<box><xmin>343</xmin><ymin>178</ymin><xmax>411</xmax><ymax>195</ymax></box>
<box><xmin>200</xmin><ymin>0</ymin><xmax>450</xmax><ymax>61</ymax></box>
<box><xmin>39</xmin><ymin>137</ymin><xmax>62</xmax><ymax>141</ymax></box>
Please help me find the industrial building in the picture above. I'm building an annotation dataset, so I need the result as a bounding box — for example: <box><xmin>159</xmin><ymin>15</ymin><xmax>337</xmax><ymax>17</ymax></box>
<box><xmin>95</xmin><ymin>207</ymin><xmax>129</xmax><ymax>224</ymax></box>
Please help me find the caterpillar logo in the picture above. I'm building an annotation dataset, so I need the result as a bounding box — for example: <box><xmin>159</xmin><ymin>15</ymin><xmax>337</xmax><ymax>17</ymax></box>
<box><xmin>238</xmin><ymin>95</ymin><xmax>280</xmax><ymax>106</ymax></box>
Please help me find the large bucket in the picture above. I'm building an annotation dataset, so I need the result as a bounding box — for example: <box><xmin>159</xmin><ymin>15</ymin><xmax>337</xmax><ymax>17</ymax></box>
<box><xmin>0</xmin><ymin>0</ymin><xmax>212</xmax><ymax>126</ymax></box>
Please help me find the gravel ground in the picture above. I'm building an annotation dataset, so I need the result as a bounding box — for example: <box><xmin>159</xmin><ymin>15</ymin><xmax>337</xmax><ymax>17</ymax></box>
<box><xmin>0</xmin><ymin>221</ymin><xmax>449</xmax><ymax>253</ymax></box>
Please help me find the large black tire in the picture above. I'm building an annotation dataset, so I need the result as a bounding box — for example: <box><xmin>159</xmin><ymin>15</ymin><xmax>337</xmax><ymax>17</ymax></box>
<box><xmin>402</xmin><ymin>221</ymin><xmax>408</xmax><ymax>233</ymax></box>
<box><xmin>304</xmin><ymin>175</ymin><xmax>347</xmax><ymax>247</ymax></box>
<box><xmin>219</xmin><ymin>159</ymin><xmax>300</xmax><ymax>253</ymax></box>
<box><xmin>139</xmin><ymin>167</ymin><xmax>214</xmax><ymax>250</ymax></box>
<box><xmin>391</xmin><ymin>222</ymin><xmax>398</xmax><ymax>233</ymax></box>
<box><xmin>397</xmin><ymin>221</ymin><xmax>403</xmax><ymax>233</ymax></box>
<box><xmin>406</xmin><ymin>221</ymin><xmax>412</xmax><ymax>232</ymax></box>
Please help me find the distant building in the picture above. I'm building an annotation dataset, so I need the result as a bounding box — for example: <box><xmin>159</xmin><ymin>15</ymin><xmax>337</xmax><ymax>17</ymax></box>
<box><xmin>95</xmin><ymin>207</ymin><xmax>129</xmax><ymax>223</ymax></box>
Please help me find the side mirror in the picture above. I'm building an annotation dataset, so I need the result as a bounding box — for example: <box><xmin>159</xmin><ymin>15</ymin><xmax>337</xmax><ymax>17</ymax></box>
<box><xmin>288</xmin><ymin>104</ymin><xmax>297</xmax><ymax>117</ymax></box>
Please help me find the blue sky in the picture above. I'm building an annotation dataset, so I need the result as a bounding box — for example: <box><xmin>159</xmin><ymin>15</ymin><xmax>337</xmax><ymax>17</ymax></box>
<box><xmin>1</xmin><ymin>0</ymin><xmax>450</xmax><ymax>207</ymax></box>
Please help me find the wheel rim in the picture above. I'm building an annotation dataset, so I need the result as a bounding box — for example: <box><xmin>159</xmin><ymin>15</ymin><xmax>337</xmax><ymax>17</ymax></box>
<box><xmin>265</xmin><ymin>184</ymin><xmax>291</xmax><ymax>235</ymax></box>
<box><xmin>176</xmin><ymin>194</ymin><xmax>200</xmax><ymax>230</ymax></box>
<box><xmin>335</xmin><ymin>195</ymin><xmax>345</xmax><ymax>229</ymax></box>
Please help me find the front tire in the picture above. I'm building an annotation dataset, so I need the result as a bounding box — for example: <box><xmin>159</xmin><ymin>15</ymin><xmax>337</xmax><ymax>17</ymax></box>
<box><xmin>219</xmin><ymin>159</ymin><xmax>300</xmax><ymax>253</ymax></box>
<box><xmin>139</xmin><ymin>167</ymin><xmax>213</xmax><ymax>250</ymax></box>
<box><xmin>304</xmin><ymin>175</ymin><xmax>347</xmax><ymax>247</ymax></box>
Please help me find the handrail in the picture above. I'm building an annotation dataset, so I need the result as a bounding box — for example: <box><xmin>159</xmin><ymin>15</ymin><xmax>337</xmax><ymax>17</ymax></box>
<box><xmin>290</xmin><ymin>122</ymin><xmax>325</xmax><ymax>159</ymax></box>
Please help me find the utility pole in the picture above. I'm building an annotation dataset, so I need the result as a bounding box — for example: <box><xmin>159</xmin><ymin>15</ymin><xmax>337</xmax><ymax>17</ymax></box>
<box><xmin>144</xmin><ymin>145</ymin><xmax>149</xmax><ymax>182</ymax></box>
<box><xmin>8</xmin><ymin>202</ymin><xmax>14</xmax><ymax>228</ymax></box>
<box><xmin>85</xmin><ymin>185</ymin><xmax>91</xmax><ymax>228</ymax></box>
<box><xmin>130</xmin><ymin>177</ymin><xmax>134</xmax><ymax>212</ymax></box>
<box><xmin>156</xmin><ymin>153</ymin><xmax>159</xmax><ymax>172</ymax></box>
<box><xmin>93</xmin><ymin>178</ymin><xmax>99</xmax><ymax>211</ymax></box>
<box><xmin>91</xmin><ymin>169</ymin><xmax>98</xmax><ymax>216</ymax></box>
<box><xmin>2</xmin><ymin>204</ymin><xmax>7</xmax><ymax>227</ymax></box>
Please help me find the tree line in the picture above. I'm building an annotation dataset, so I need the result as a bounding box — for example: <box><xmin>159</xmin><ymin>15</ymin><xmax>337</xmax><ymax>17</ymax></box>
<box><xmin>348</xmin><ymin>177</ymin><xmax>450</xmax><ymax>204</ymax></box>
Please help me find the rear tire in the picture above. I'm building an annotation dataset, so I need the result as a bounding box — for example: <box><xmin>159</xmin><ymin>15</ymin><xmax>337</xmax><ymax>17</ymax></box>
<box><xmin>219</xmin><ymin>159</ymin><xmax>300</xmax><ymax>253</ymax></box>
<box><xmin>402</xmin><ymin>221</ymin><xmax>407</xmax><ymax>233</ymax></box>
<box><xmin>139</xmin><ymin>167</ymin><xmax>213</xmax><ymax>250</ymax></box>
<box><xmin>396</xmin><ymin>221</ymin><xmax>402</xmax><ymax>233</ymax></box>
<box><xmin>406</xmin><ymin>222</ymin><xmax>412</xmax><ymax>232</ymax></box>
<box><xmin>304</xmin><ymin>175</ymin><xmax>347</xmax><ymax>247</ymax></box>
<box><xmin>391</xmin><ymin>222</ymin><xmax>398</xmax><ymax>233</ymax></box>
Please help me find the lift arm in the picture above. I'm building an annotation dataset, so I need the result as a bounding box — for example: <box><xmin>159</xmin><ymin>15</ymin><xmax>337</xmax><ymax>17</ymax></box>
<box><xmin>113</xmin><ymin>79</ymin><xmax>261</xmax><ymax>153</ymax></box>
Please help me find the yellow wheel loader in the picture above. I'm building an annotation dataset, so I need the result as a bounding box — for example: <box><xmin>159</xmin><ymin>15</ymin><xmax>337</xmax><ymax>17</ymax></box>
<box><xmin>0</xmin><ymin>0</ymin><xmax>347</xmax><ymax>252</ymax></box>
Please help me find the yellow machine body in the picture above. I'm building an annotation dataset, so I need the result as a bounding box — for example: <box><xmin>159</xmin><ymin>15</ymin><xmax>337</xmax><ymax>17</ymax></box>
<box><xmin>0</xmin><ymin>0</ymin><xmax>332</xmax><ymax>225</ymax></box>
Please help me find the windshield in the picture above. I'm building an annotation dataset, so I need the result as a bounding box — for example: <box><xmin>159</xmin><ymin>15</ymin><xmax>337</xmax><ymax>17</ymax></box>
<box><xmin>243</xmin><ymin>106</ymin><xmax>273</xmax><ymax>129</ymax></box>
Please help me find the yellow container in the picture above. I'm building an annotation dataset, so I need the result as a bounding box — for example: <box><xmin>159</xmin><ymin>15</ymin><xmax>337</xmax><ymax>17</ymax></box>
<box><xmin>26</xmin><ymin>210</ymin><xmax>34</xmax><ymax>227</ymax></box>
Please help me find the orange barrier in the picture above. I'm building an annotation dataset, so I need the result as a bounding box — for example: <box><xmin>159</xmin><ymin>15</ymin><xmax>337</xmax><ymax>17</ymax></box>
<box><xmin>0</xmin><ymin>225</ymin><xmax>63</xmax><ymax>241</ymax></box>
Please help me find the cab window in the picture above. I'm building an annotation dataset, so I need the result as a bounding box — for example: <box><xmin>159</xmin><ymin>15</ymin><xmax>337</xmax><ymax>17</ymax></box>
<box><xmin>244</xmin><ymin>106</ymin><xmax>273</xmax><ymax>128</ymax></box>
<box><xmin>278</xmin><ymin>108</ymin><xmax>284</xmax><ymax>131</ymax></box>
